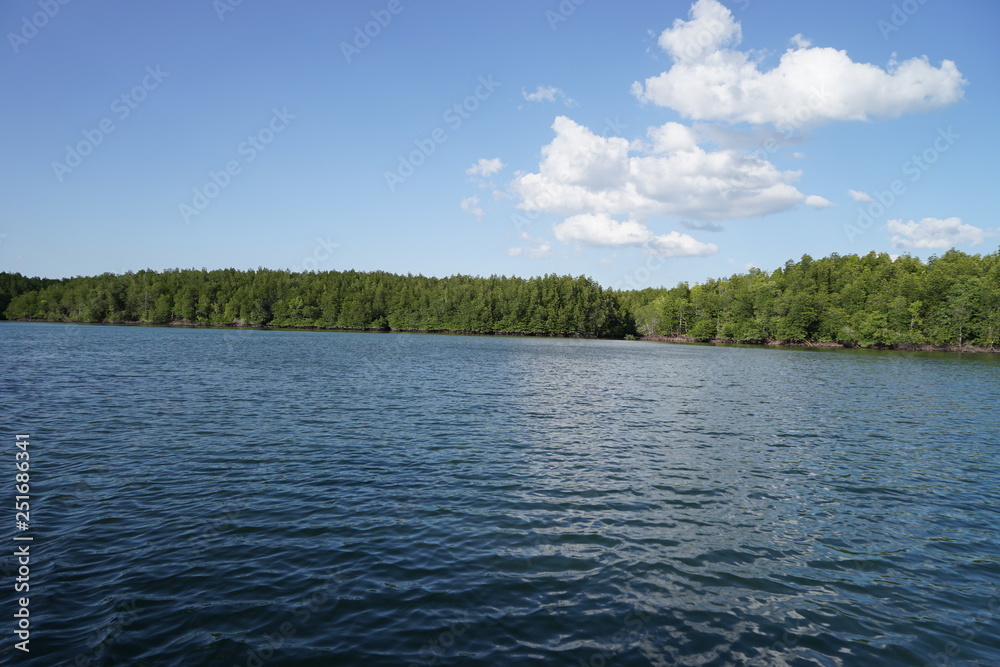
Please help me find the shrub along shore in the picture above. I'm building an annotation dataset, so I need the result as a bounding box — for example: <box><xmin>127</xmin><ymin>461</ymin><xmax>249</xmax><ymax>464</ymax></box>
<box><xmin>3</xmin><ymin>249</ymin><xmax>999</xmax><ymax>352</ymax></box>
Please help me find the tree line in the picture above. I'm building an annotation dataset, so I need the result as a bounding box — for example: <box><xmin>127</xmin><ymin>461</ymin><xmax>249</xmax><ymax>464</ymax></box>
<box><xmin>622</xmin><ymin>249</ymin><xmax>1000</xmax><ymax>348</ymax></box>
<box><xmin>1</xmin><ymin>269</ymin><xmax>632</xmax><ymax>338</ymax></box>
<box><xmin>3</xmin><ymin>248</ymin><xmax>999</xmax><ymax>348</ymax></box>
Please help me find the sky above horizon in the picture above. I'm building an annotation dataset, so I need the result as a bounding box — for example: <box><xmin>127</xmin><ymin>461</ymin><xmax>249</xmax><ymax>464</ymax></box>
<box><xmin>2</xmin><ymin>0</ymin><xmax>997</xmax><ymax>289</ymax></box>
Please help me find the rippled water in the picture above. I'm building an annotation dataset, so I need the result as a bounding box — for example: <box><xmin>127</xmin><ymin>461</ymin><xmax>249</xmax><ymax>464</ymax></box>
<box><xmin>2</xmin><ymin>321</ymin><xmax>999</xmax><ymax>666</ymax></box>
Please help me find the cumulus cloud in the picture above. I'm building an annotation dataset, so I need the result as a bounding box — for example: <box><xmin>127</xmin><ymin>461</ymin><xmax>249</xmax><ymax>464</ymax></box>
<box><xmin>467</xmin><ymin>158</ymin><xmax>505</xmax><ymax>177</ymax></box>
<box><xmin>511</xmin><ymin>116</ymin><xmax>813</xmax><ymax>221</ymax></box>
<box><xmin>553</xmin><ymin>213</ymin><xmax>717</xmax><ymax>257</ymax></box>
<box><xmin>554</xmin><ymin>213</ymin><xmax>652</xmax><ymax>246</ymax></box>
<box><xmin>631</xmin><ymin>0</ymin><xmax>966</xmax><ymax>127</ymax></box>
<box><xmin>848</xmin><ymin>189</ymin><xmax>874</xmax><ymax>202</ymax></box>
<box><xmin>888</xmin><ymin>217</ymin><xmax>987</xmax><ymax>249</ymax></box>
<box><xmin>805</xmin><ymin>194</ymin><xmax>833</xmax><ymax>209</ymax></box>
<box><xmin>523</xmin><ymin>85</ymin><xmax>576</xmax><ymax>107</ymax></box>
<box><xmin>655</xmin><ymin>0</ymin><xmax>740</xmax><ymax>61</ymax></box>
<box><xmin>460</xmin><ymin>196</ymin><xmax>484</xmax><ymax>220</ymax></box>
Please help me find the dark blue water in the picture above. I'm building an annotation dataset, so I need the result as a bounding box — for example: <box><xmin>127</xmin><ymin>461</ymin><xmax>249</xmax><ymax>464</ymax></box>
<box><xmin>2</xmin><ymin>321</ymin><xmax>999</xmax><ymax>666</ymax></box>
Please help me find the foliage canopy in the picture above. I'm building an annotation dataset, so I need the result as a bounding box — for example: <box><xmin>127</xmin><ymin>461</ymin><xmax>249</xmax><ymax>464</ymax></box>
<box><xmin>3</xmin><ymin>249</ymin><xmax>999</xmax><ymax>348</ymax></box>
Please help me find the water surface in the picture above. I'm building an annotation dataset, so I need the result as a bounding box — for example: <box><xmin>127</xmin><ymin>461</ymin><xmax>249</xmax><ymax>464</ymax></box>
<box><xmin>1</xmin><ymin>322</ymin><xmax>998</xmax><ymax>665</ymax></box>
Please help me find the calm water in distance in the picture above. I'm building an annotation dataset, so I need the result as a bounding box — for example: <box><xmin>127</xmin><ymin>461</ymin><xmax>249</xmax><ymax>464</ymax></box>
<box><xmin>2</xmin><ymin>321</ymin><xmax>999</xmax><ymax>666</ymax></box>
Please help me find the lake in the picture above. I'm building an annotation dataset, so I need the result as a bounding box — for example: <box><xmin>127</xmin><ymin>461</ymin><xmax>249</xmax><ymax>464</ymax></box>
<box><xmin>1</xmin><ymin>321</ymin><xmax>999</xmax><ymax>665</ymax></box>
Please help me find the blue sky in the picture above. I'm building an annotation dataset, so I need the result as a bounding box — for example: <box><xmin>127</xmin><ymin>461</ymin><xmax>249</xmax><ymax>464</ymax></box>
<box><xmin>2</xmin><ymin>0</ymin><xmax>997</xmax><ymax>289</ymax></box>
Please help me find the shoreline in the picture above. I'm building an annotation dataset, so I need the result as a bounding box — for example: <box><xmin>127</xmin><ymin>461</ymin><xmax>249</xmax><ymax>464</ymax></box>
<box><xmin>638</xmin><ymin>334</ymin><xmax>999</xmax><ymax>354</ymax></box>
<box><xmin>6</xmin><ymin>317</ymin><xmax>601</xmax><ymax>339</ymax></box>
<box><xmin>7</xmin><ymin>318</ymin><xmax>998</xmax><ymax>354</ymax></box>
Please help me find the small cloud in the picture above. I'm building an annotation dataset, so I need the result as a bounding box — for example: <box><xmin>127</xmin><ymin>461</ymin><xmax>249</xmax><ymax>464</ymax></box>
<box><xmin>460</xmin><ymin>196</ymin><xmax>484</xmax><ymax>220</ymax></box>
<box><xmin>680</xmin><ymin>220</ymin><xmax>725</xmax><ymax>233</ymax></box>
<box><xmin>467</xmin><ymin>158</ymin><xmax>505</xmax><ymax>178</ymax></box>
<box><xmin>596</xmin><ymin>253</ymin><xmax>618</xmax><ymax>266</ymax></box>
<box><xmin>646</xmin><ymin>231</ymin><xmax>718</xmax><ymax>257</ymax></box>
<box><xmin>523</xmin><ymin>85</ymin><xmax>577</xmax><ymax>107</ymax></box>
<box><xmin>790</xmin><ymin>33</ymin><xmax>811</xmax><ymax>49</ymax></box>
<box><xmin>805</xmin><ymin>194</ymin><xmax>833</xmax><ymax>209</ymax></box>
<box><xmin>848</xmin><ymin>189</ymin><xmax>874</xmax><ymax>202</ymax></box>
<box><xmin>508</xmin><ymin>239</ymin><xmax>553</xmax><ymax>259</ymax></box>
<box><xmin>888</xmin><ymin>217</ymin><xmax>987</xmax><ymax>249</ymax></box>
<box><xmin>523</xmin><ymin>85</ymin><xmax>558</xmax><ymax>103</ymax></box>
<box><xmin>789</xmin><ymin>152</ymin><xmax>807</xmax><ymax>159</ymax></box>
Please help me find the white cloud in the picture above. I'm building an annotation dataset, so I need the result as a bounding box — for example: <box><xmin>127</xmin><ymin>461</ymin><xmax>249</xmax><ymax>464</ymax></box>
<box><xmin>805</xmin><ymin>194</ymin><xmax>833</xmax><ymax>209</ymax></box>
<box><xmin>508</xmin><ymin>238</ymin><xmax>553</xmax><ymax>259</ymax></box>
<box><xmin>523</xmin><ymin>85</ymin><xmax>576</xmax><ymax>107</ymax></box>
<box><xmin>647</xmin><ymin>230</ymin><xmax>718</xmax><ymax>257</ymax></box>
<box><xmin>512</xmin><ymin>115</ymin><xmax>810</xmax><ymax>221</ymax></box>
<box><xmin>848</xmin><ymin>189</ymin><xmax>874</xmax><ymax>202</ymax></box>
<box><xmin>632</xmin><ymin>0</ymin><xmax>966</xmax><ymax>127</ymax></box>
<box><xmin>655</xmin><ymin>0</ymin><xmax>740</xmax><ymax>62</ymax></box>
<box><xmin>467</xmin><ymin>158</ymin><xmax>505</xmax><ymax>177</ymax></box>
<box><xmin>552</xmin><ymin>213</ymin><xmax>717</xmax><ymax>258</ymax></box>
<box><xmin>460</xmin><ymin>196</ymin><xmax>484</xmax><ymax>220</ymax></box>
<box><xmin>888</xmin><ymin>217</ymin><xmax>987</xmax><ymax>249</ymax></box>
<box><xmin>790</xmin><ymin>33</ymin><xmax>812</xmax><ymax>49</ymax></box>
<box><xmin>648</xmin><ymin>121</ymin><xmax>698</xmax><ymax>153</ymax></box>
<box><xmin>554</xmin><ymin>213</ymin><xmax>653</xmax><ymax>246</ymax></box>
<box><xmin>523</xmin><ymin>85</ymin><xmax>559</xmax><ymax>103</ymax></box>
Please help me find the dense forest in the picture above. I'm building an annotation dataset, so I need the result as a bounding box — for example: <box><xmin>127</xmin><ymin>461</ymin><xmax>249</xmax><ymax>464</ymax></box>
<box><xmin>620</xmin><ymin>249</ymin><xmax>1000</xmax><ymax>348</ymax></box>
<box><xmin>1</xmin><ymin>269</ymin><xmax>633</xmax><ymax>338</ymax></box>
<box><xmin>3</xmin><ymin>248</ymin><xmax>999</xmax><ymax>349</ymax></box>
<box><xmin>0</xmin><ymin>272</ymin><xmax>59</xmax><ymax>318</ymax></box>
